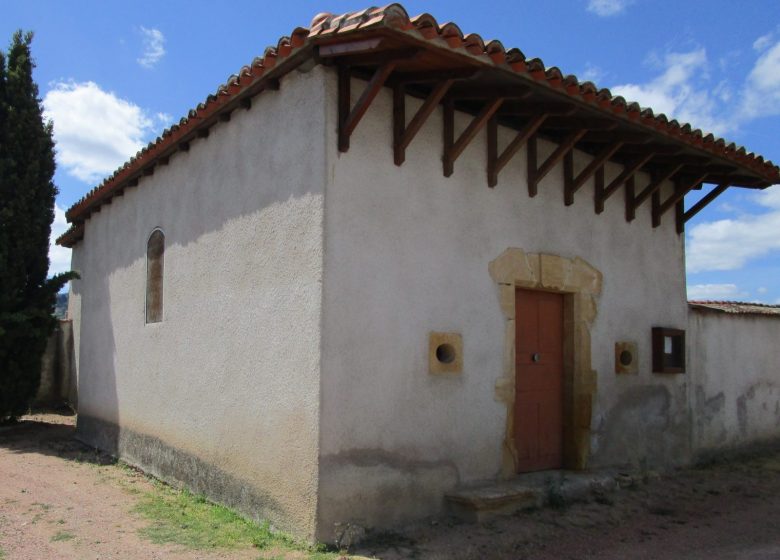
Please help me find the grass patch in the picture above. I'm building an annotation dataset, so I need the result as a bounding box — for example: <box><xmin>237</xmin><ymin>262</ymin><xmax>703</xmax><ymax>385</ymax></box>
<box><xmin>51</xmin><ymin>531</ymin><xmax>75</xmax><ymax>542</ymax></box>
<box><xmin>133</xmin><ymin>481</ymin><xmax>341</xmax><ymax>558</ymax></box>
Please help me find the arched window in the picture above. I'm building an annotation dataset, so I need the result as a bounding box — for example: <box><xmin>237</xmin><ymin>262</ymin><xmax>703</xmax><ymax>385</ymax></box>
<box><xmin>146</xmin><ymin>229</ymin><xmax>164</xmax><ymax>323</ymax></box>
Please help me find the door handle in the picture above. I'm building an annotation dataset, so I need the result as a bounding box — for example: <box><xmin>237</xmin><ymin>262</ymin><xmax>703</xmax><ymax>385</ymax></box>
<box><xmin>532</xmin><ymin>353</ymin><xmax>541</xmax><ymax>363</ymax></box>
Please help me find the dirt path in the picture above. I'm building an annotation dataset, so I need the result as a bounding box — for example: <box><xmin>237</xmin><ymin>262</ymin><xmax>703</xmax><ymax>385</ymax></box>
<box><xmin>3</xmin><ymin>413</ymin><xmax>780</xmax><ymax>559</ymax></box>
<box><xmin>355</xmin><ymin>452</ymin><xmax>780</xmax><ymax>559</ymax></box>
<box><xmin>0</xmin><ymin>412</ymin><xmax>259</xmax><ymax>560</ymax></box>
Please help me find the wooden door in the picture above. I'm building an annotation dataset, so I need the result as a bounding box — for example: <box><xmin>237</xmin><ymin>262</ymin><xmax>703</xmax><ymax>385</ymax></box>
<box><xmin>514</xmin><ymin>289</ymin><xmax>564</xmax><ymax>472</ymax></box>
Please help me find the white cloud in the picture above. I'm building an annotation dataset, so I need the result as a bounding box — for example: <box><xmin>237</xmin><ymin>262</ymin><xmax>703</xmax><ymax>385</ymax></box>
<box><xmin>587</xmin><ymin>0</ymin><xmax>632</xmax><ymax>16</ymax></box>
<box><xmin>611</xmin><ymin>48</ymin><xmax>729</xmax><ymax>135</ymax></box>
<box><xmin>43</xmin><ymin>81</ymin><xmax>165</xmax><ymax>184</ymax></box>
<box><xmin>49</xmin><ymin>204</ymin><xmax>71</xmax><ymax>277</ymax></box>
<box><xmin>687</xmin><ymin>283</ymin><xmax>746</xmax><ymax>301</ymax></box>
<box><xmin>739</xmin><ymin>39</ymin><xmax>780</xmax><ymax>120</ymax></box>
<box><xmin>686</xmin><ymin>189</ymin><xmax>780</xmax><ymax>273</ymax></box>
<box><xmin>758</xmin><ymin>287</ymin><xmax>768</xmax><ymax>294</ymax></box>
<box><xmin>137</xmin><ymin>27</ymin><xmax>165</xmax><ymax>68</ymax></box>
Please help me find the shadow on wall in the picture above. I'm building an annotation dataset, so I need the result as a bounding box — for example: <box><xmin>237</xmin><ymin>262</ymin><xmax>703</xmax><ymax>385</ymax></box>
<box><xmin>35</xmin><ymin>320</ymin><xmax>78</xmax><ymax>409</ymax></box>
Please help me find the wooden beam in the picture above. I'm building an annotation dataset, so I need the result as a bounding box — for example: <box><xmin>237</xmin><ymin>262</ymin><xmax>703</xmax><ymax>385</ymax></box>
<box><xmin>594</xmin><ymin>167</ymin><xmax>605</xmax><ymax>214</ymax></box>
<box><xmin>656</xmin><ymin>173</ymin><xmax>709</xmax><ymax>222</ymax></box>
<box><xmin>583</xmin><ymin>131</ymin><xmax>649</xmax><ymax>143</ymax></box>
<box><xmin>499</xmin><ymin>102</ymin><xmax>577</xmax><ymax>117</ymax></box>
<box><xmin>197</xmin><ymin>128</ymin><xmax>209</xmax><ymax>139</ymax></box>
<box><xmin>219</xmin><ymin>112</ymin><xmax>231</xmax><ymax>123</ymax></box>
<box><xmin>339</xmin><ymin>61</ymin><xmax>398</xmax><ymax>153</ymax></box>
<box><xmin>318</xmin><ymin>38</ymin><xmax>383</xmax><ymax>58</ymax></box>
<box><xmin>393</xmin><ymin>83</ymin><xmax>405</xmax><ymax>166</ymax></box>
<box><xmin>488</xmin><ymin>113</ymin><xmax>548</xmax><ymax>187</ymax></box>
<box><xmin>143</xmin><ymin>166</ymin><xmax>154</xmax><ymax>177</ymax></box>
<box><xmin>527</xmin><ymin>134</ymin><xmax>538</xmax><ymax>197</ymax></box>
<box><xmin>676</xmin><ymin>199</ymin><xmax>685</xmax><ymax>234</ymax></box>
<box><xmin>443</xmin><ymin>98</ymin><xmax>454</xmax><ymax>176</ymax></box>
<box><xmin>487</xmin><ymin>116</ymin><xmax>498</xmax><ymax>188</ymax></box>
<box><xmin>446</xmin><ymin>85</ymin><xmax>530</xmax><ymax>100</ymax></box>
<box><xmin>595</xmin><ymin>154</ymin><xmax>652</xmax><ymax>214</ymax></box>
<box><xmin>651</xmin><ymin>189</ymin><xmax>662</xmax><ymax>227</ymax></box>
<box><xmin>683</xmin><ymin>182</ymin><xmax>730</xmax><ymax>223</ymax></box>
<box><xmin>528</xmin><ymin>129</ymin><xmax>587</xmax><ymax>194</ymax></box>
<box><xmin>391</xmin><ymin>68</ymin><xmax>478</xmax><ymax>84</ymax></box>
<box><xmin>631</xmin><ymin>163</ymin><xmax>684</xmax><ymax>212</ymax></box>
<box><xmin>443</xmin><ymin>98</ymin><xmax>504</xmax><ymax>177</ymax></box>
<box><xmin>158</xmin><ymin>156</ymin><xmax>170</xmax><ymax>166</ymax></box>
<box><xmin>178</xmin><ymin>141</ymin><xmax>190</xmax><ymax>152</ymax></box>
<box><xmin>326</xmin><ymin>47</ymin><xmax>418</xmax><ymax>68</ymax></box>
<box><xmin>624</xmin><ymin>175</ymin><xmax>636</xmax><ymax>221</ymax></box>
<box><xmin>241</xmin><ymin>98</ymin><xmax>251</xmax><ymax>110</ymax></box>
<box><xmin>394</xmin><ymin>79</ymin><xmax>454</xmax><ymax>165</ymax></box>
<box><xmin>564</xmin><ymin>141</ymin><xmax>624</xmax><ymax>206</ymax></box>
<box><xmin>541</xmin><ymin>117</ymin><xmax>618</xmax><ymax>130</ymax></box>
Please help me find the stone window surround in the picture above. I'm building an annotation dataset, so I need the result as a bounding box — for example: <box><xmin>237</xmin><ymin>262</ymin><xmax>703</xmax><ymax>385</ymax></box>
<box><xmin>489</xmin><ymin>248</ymin><xmax>602</xmax><ymax>475</ymax></box>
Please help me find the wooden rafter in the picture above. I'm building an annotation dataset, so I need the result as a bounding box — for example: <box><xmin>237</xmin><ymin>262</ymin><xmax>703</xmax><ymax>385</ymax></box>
<box><xmin>446</xmin><ymin>85</ymin><xmax>530</xmax><ymax>100</ymax></box>
<box><xmin>527</xmin><ymin>129</ymin><xmax>587</xmax><ymax>196</ymax></box>
<box><xmin>624</xmin><ymin>176</ymin><xmax>636</xmax><ymax>221</ymax></box>
<box><xmin>338</xmin><ymin>62</ymin><xmax>398</xmax><ymax>152</ymax></box>
<box><xmin>487</xmin><ymin>113</ymin><xmax>548</xmax><ymax>187</ymax></box>
<box><xmin>391</xmin><ymin>68</ymin><xmax>478</xmax><ymax>84</ymax></box>
<box><xmin>564</xmin><ymin>141</ymin><xmax>624</xmax><ymax>205</ymax></box>
<box><xmin>626</xmin><ymin>163</ymin><xmax>684</xmax><ymax>220</ymax></box>
<box><xmin>443</xmin><ymin>98</ymin><xmax>504</xmax><ymax>176</ymax></box>
<box><xmin>393</xmin><ymin>79</ymin><xmax>455</xmax><ymax>165</ymax></box>
<box><xmin>655</xmin><ymin>173</ymin><xmax>710</xmax><ymax>224</ymax></box>
<box><xmin>683</xmin><ymin>182</ymin><xmax>730</xmax><ymax>223</ymax></box>
<box><xmin>595</xmin><ymin>154</ymin><xmax>652</xmax><ymax>214</ymax></box>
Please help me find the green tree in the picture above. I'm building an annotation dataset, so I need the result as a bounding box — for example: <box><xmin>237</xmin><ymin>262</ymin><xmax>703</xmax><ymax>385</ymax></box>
<box><xmin>0</xmin><ymin>31</ymin><xmax>75</xmax><ymax>422</ymax></box>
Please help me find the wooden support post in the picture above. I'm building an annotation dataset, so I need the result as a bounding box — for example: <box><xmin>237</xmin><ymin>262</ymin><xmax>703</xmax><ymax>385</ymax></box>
<box><xmin>624</xmin><ymin>176</ymin><xmax>635</xmax><ymax>221</ymax></box>
<box><xmin>527</xmin><ymin>134</ymin><xmax>538</xmax><ymax>197</ymax></box>
<box><xmin>395</xmin><ymin>79</ymin><xmax>454</xmax><ymax>166</ymax></box>
<box><xmin>675</xmin><ymin>199</ymin><xmax>685</xmax><ymax>234</ymax></box>
<box><xmin>655</xmin><ymin>173</ymin><xmax>709</xmax><ymax>226</ymax></box>
<box><xmin>632</xmin><ymin>163</ymin><xmax>684</xmax><ymax>210</ymax></box>
<box><xmin>565</xmin><ymin>141</ymin><xmax>624</xmax><ymax>206</ymax></box>
<box><xmin>683</xmin><ymin>182</ymin><xmax>730</xmax><ymax>223</ymax></box>
<box><xmin>393</xmin><ymin>83</ymin><xmax>406</xmax><ymax>165</ymax></box>
<box><xmin>241</xmin><ymin>98</ymin><xmax>251</xmax><ymax>111</ymax></box>
<box><xmin>338</xmin><ymin>65</ymin><xmax>351</xmax><ymax>152</ymax></box>
<box><xmin>339</xmin><ymin>62</ymin><xmax>398</xmax><ymax>153</ymax></box>
<box><xmin>528</xmin><ymin>129</ymin><xmax>587</xmax><ymax>195</ymax></box>
<box><xmin>442</xmin><ymin>98</ymin><xmax>504</xmax><ymax>177</ymax></box>
<box><xmin>563</xmin><ymin>151</ymin><xmax>575</xmax><ymax>205</ymax></box>
<box><xmin>651</xmin><ymin>188</ymin><xmax>662</xmax><ymax>227</ymax></box>
<box><xmin>594</xmin><ymin>167</ymin><xmax>605</xmax><ymax>213</ymax></box>
<box><xmin>488</xmin><ymin>114</ymin><xmax>548</xmax><ymax>187</ymax></box>
<box><xmin>442</xmin><ymin>98</ymin><xmax>454</xmax><ymax>176</ymax></box>
<box><xmin>487</xmin><ymin>116</ymin><xmax>498</xmax><ymax>187</ymax></box>
<box><xmin>596</xmin><ymin>153</ymin><xmax>653</xmax><ymax>212</ymax></box>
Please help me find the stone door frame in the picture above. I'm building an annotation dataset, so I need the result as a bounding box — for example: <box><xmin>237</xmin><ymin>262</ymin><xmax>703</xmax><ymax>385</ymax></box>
<box><xmin>489</xmin><ymin>248</ymin><xmax>602</xmax><ymax>475</ymax></box>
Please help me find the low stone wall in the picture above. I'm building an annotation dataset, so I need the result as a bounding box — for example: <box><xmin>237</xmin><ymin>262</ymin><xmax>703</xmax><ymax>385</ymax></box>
<box><xmin>689</xmin><ymin>308</ymin><xmax>780</xmax><ymax>456</ymax></box>
<box><xmin>34</xmin><ymin>320</ymin><xmax>77</xmax><ymax>408</ymax></box>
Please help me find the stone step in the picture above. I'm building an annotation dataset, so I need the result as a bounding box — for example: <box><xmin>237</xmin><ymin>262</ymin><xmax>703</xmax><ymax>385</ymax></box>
<box><xmin>445</xmin><ymin>469</ymin><xmax>626</xmax><ymax>523</ymax></box>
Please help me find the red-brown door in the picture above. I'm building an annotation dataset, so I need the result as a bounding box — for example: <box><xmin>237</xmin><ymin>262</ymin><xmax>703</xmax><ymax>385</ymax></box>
<box><xmin>515</xmin><ymin>288</ymin><xmax>564</xmax><ymax>472</ymax></box>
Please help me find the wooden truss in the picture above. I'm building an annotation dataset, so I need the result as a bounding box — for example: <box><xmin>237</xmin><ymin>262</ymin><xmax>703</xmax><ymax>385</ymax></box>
<box><xmin>329</xmin><ymin>44</ymin><xmax>758</xmax><ymax>233</ymax></box>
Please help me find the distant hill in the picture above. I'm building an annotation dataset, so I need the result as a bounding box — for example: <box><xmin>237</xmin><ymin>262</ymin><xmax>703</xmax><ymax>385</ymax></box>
<box><xmin>54</xmin><ymin>292</ymin><xmax>68</xmax><ymax>319</ymax></box>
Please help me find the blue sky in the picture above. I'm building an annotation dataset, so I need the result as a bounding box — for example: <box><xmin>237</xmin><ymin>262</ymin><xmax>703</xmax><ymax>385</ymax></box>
<box><xmin>4</xmin><ymin>0</ymin><xmax>780</xmax><ymax>302</ymax></box>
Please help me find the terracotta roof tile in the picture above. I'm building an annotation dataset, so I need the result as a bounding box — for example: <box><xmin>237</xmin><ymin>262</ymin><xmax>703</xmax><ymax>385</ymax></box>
<box><xmin>58</xmin><ymin>3</ymin><xmax>780</xmax><ymax>247</ymax></box>
<box><xmin>689</xmin><ymin>301</ymin><xmax>780</xmax><ymax>317</ymax></box>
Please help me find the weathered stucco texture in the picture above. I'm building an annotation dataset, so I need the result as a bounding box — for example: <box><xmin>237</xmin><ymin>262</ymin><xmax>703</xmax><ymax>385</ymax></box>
<box><xmin>69</xmin><ymin>67</ymin><xmax>328</xmax><ymax>539</ymax></box>
<box><xmin>317</xmin><ymin>70</ymin><xmax>689</xmax><ymax>537</ymax></box>
<box><xmin>689</xmin><ymin>309</ymin><xmax>780</xmax><ymax>455</ymax></box>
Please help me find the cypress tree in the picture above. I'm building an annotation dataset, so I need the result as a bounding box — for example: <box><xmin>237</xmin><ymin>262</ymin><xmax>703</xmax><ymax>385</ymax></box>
<box><xmin>0</xmin><ymin>31</ymin><xmax>75</xmax><ymax>422</ymax></box>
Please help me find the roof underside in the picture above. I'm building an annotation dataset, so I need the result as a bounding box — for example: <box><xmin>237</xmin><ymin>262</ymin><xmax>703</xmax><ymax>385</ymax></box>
<box><xmin>57</xmin><ymin>4</ymin><xmax>780</xmax><ymax>248</ymax></box>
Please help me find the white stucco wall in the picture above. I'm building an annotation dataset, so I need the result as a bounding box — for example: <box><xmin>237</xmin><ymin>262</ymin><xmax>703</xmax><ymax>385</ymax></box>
<box><xmin>71</xmin><ymin>66</ymin><xmax>328</xmax><ymax>539</ymax></box>
<box><xmin>689</xmin><ymin>309</ymin><xmax>780</xmax><ymax>454</ymax></box>
<box><xmin>318</xmin><ymin>71</ymin><xmax>690</xmax><ymax>535</ymax></box>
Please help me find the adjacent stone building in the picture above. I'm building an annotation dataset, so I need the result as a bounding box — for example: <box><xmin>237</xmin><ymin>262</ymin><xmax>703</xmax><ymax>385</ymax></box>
<box><xmin>58</xmin><ymin>5</ymin><xmax>780</xmax><ymax>543</ymax></box>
